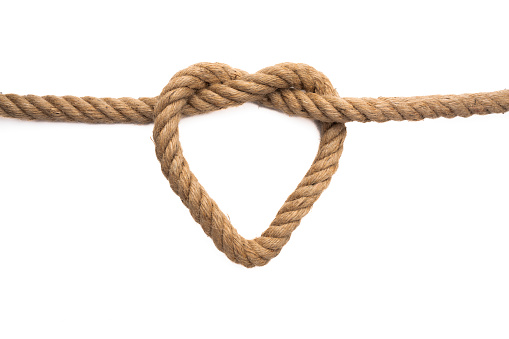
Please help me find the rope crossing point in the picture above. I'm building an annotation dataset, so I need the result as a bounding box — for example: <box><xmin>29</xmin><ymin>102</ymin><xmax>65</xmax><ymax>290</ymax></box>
<box><xmin>1</xmin><ymin>62</ymin><xmax>508</xmax><ymax>267</ymax></box>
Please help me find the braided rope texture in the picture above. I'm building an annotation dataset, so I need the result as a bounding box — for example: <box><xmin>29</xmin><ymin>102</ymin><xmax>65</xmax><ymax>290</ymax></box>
<box><xmin>1</xmin><ymin>62</ymin><xmax>508</xmax><ymax>267</ymax></box>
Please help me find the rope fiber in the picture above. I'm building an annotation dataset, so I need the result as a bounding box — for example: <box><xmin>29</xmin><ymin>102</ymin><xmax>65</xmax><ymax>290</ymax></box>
<box><xmin>1</xmin><ymin>62</ymin><xmax>508</xmax><ymax>267</ymax></box>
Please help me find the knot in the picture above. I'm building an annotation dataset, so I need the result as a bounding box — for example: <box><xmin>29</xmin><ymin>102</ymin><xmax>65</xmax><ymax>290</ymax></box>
<box><xmin>153</xmin><ymin>62</ymin><xmax>347</xmax><ymax>267</ymax></box>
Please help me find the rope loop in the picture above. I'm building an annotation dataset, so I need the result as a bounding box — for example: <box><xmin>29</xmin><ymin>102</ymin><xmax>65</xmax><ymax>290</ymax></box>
<box><xmin>153</xmin><ymin>62</ymin><xmax>347</xmax><ymax>267</ymax></box>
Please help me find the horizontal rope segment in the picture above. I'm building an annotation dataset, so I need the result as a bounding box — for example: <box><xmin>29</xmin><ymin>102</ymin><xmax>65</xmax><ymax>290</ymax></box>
<box><xmin>1</xmin><ymin>90</ymin><xmax>507</xmax><ymax>125</ymax></box>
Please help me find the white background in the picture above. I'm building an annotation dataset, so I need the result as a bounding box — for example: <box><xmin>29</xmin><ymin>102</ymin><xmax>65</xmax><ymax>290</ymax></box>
<box><xmin>1</xmin><ymin>1</ymin><xmax>508</xmax><ymax>338</ymax></box>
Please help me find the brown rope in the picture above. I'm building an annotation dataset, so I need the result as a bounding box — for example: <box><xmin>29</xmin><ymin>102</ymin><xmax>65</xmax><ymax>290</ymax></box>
<box><xmin>2</xmin><ymin>70</ymin><xmax>507</xmax><ymax>125</ymax></box>
<box><xmin>1</xmin><ymin>62</ymin><xmax>508</xmax><ymax>267</ymax></box>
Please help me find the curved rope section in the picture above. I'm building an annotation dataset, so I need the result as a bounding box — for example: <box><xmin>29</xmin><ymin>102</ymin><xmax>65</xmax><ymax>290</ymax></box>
<box><xmin>153</xmin><ymin>62</ymin><xmax>346</xmax><ymax>267</ymax></box>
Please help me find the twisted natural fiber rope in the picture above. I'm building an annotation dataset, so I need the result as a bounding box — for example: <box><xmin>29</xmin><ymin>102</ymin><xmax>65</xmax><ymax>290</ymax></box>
<box><xmin>1</xmin><ymin>62</ymin><xmax>508</xmax><ymax>267</ymax></box>
<box><xmin>2</xmin><ymin>70</ymin><xmax>508</xmax><ymax>125</ymax></box>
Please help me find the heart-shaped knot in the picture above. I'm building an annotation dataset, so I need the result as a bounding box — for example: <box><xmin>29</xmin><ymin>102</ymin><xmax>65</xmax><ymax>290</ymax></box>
<box><xmin>153</xmin><ymin>62</ymin><xmax>347</xmax><ymax>267</ymax></box>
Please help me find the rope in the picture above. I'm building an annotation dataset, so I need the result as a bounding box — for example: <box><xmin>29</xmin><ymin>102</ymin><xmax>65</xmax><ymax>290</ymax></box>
<box><xmin>2</xmin><ymin>70</ymin><xmax>507</xmax><ymax>124</ymax></box>
<box><xmin>1</xmin><ymin>62</ymin><xmax>508</xmax><ymax>267</ymax></box>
